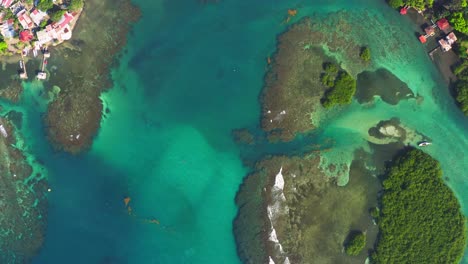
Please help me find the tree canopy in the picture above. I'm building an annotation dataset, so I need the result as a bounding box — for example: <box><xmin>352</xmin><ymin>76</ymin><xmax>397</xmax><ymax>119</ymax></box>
<box><xmin>321</xmin><ymin>70</ymin><xmax>356</xmax><ymax>108</ymax></box>
<box><xmin>344</xmin><ymin>232</ymin><xmax>366</xmax><ymax>256</ymax></box>
<box><xmin>69</xmin><ymin>0</ymin><xmax>84</xmax><ymax>11</ymax></box>
<box><xmin>49</xmin><ymin>10</ymin><xmax>66</xmax><ymax>22</ymax></box>
<box><xmin>371</xmin><ymin>149</ymin><xmax>466</xmax><ymax>264</ymax></box>
<box><xmin>37</xmin><ymin>0</ymin><xmax>54</xmax><ymax>11</ymax></box>
<box><xmin>360</xmin><ymin>47</ymin><xmax>371</xmax><ymax>62</ymax></box>
<box><xmin>387</xmin><ymin>0</ymin><xmax>434</xmax><ymax>9</ymax></box>
<box><xmin>0</xmin><ymin>42</ymin><xmax>7</xmax><ymax>53</ymax></box>
<box><xmin>450</xmin><ymin>12</ymin><xmax>468</xmax><ymax>34</ymax></box>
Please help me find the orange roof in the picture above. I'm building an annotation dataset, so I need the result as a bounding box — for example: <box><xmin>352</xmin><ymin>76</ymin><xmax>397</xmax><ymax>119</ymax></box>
<box><xmin>419</xmin><ymin>35</ymin><xmax>427</xmax><ymax>43</ymax></box>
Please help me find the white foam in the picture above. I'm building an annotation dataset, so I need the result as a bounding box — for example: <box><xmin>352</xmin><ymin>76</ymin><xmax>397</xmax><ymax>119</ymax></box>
<box><xmin>273</xmin><ymin>167</ymin><xmax>284</xmax><ymax>191</ymax></box>
<box><xmin>266</xmin><ymin>167</ymin><xmax>289</xmax><ymax>260</ymax></box>
<box><xmin>0</xmin><ymin>125</ymin><xmax>7</xmax><ymax>138</ymax></box>
<box><xmin>267</xmin><ymin>167</ymin><xmax>288</xmax><ymax>222</ymax></box>
<box><xmin>284</xmin><ymin>257</ymin><xmax>291</xmax><ymax>264</ymax></box>
<box><xmin>268</xmin><ymin>226</ymin><xmax>279</xmax><ymax>243</ymax></box>
<box><xmin>269</xmin><ymin>256</ymin><xmax>275</xmax><ymax>264</ymax></box>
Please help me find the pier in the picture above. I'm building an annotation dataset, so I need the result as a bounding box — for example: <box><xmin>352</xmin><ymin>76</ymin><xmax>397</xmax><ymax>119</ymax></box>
<box><xmin>19</xmin><ymin>54</ymin><xmax>28</xmax><ymax>80</ymax></box>
<box><xmin>37</xmin><ymin>49</ymin><xmax>49</xmax><ymax>80</ymax></box>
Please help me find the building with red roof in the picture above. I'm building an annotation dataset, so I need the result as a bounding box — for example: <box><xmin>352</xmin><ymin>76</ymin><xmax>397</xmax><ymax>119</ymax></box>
<box><xmin>17</xmin><ymin>10</ymin><xmax>35</xmax><ymax>30</ymax></box>
<box><xmin>419</xmin><ymin>35</ymin><xmax>427</xmax><ymax>43</ymax></box>
<box><xmin>1</xmin><ymin>0</ymin><xmax>14</xmax><ymax>8</ymax></box>
<box><xmin>437</xmin><ymin>18</ymin><xmax>450</xmax><ymax>31</ymax></box>
<box><xmin>424</xmin><ymin>26</ymin><xmax>435</xmax><ymax>36</ymax></box>
<box><xmin>19</xmin><ymin>30</ymin><xmax>33</xmax><ymax>42</ymax></box>
<box><xmin>54</xmin><ymin>12</ymin><xmax>74</xmax><ymax>30</ymax></box>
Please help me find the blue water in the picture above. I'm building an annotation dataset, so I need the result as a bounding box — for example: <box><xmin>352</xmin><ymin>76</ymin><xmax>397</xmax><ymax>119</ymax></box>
<box><xmin>0</xmin><ymin>0</ymin><xmax>464</xmax><ymax>263</ymax></box>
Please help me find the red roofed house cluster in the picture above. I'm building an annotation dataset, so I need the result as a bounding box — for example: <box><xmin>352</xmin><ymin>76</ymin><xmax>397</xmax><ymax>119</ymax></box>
<box><xmin>36</xmin><ymin>12</ymin><xmax>76</xmax><ymax>45</ymax></box>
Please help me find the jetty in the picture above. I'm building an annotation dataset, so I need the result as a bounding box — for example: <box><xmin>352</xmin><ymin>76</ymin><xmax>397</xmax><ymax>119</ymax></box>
<box><xmin>37</xmin><ymin>49</ymin><xmax>49</xmax><ymax>80</ymax></box>
<box><xmin>19</xmin><ymin>54</ymin><xmax>28</xmax><ymax>80</ymax></box>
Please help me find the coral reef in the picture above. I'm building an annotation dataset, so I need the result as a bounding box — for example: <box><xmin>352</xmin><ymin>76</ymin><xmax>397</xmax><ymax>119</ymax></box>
<box><xmin>234</xmin><ymin>153</ymin><xmax>379</xmax><ymax>264</ymax></box>
<box><xmin>0</xmin><ymin>116</ymin><xmax>48</xmax><ymax>262</ymax></box>
<box><xmin>44</xmin><ymin>0</ymin><xmax>140</xmax><ymax>153</ymax></box>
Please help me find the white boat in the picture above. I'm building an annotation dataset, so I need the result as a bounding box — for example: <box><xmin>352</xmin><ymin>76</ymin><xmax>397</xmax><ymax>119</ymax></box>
<box><xmin>418</xmin><ymin>141</ymin><xmax>432</xmax><ymax>147</ymax></box>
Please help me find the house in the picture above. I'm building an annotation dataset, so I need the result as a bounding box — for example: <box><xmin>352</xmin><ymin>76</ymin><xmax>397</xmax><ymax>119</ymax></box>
<box><xmin>437</xmin><ymin>18</ymin><xmax>450</xmax><ymax>31</ymax></box>
<box><xmin>17</xmin><ymin>10</ymin><xmax>34</xmax><ymax>29</ymax></box>
<box><xmin>439</xmin><ymin>39</ymin><xmax>451</xmax><ymax>52</ymax></box>
<box><xmin>1</xmin><ymin>0</ymin><xmax>14</xmax><ymax>8</ymax></box>
<box><xmin>54</xmin><ymin>12</ymin><xmax>74</xmax><ymax>30</ymax></box>
<box><xmin>438</xmin><ymin>32</ymin><xmax>458</xmax><ymax>52</ymax></box>
<box><xmin>447</xmin><ymin>32</ymin><xmax>457</xmax><ymax>45</ymax></box>
<box><xmin>424</xmin><ymin>26</ymin><xmax>435</xmax><ymax>36</ymax></box>
<box><xmin>30</xmin><ymin>9</ymin><xmax>46</xmax><ymax>26</ymax></box>
<box><xmin>36</xmin><ymin>28</ymin><xmax>52</xmax><ymax>45</ymax></box>
<box><xmin>19</xmin><ymin>30</ymin><xmax>33</xmax><ymax>42</ymax></box>
<box><xmin>0</xmin><ymin>19</ymin><xmax>15</xmax><ymax>38</ymax></box>
<box><xmin>419</xmin><ymin>35</ymin><xmax>427</xmax><ymax>43</ymax></box>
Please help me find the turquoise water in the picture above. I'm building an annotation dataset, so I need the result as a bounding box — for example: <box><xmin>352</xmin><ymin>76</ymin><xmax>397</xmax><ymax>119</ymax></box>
<box><xmin>0</xmin><ymin>0</ymin><xmax>465</xmax><ymax>263</ymax></box>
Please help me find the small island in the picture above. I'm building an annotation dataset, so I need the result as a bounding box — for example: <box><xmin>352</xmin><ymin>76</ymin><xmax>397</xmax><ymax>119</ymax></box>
<box><xmin>372</xmin><ymin>148</ymin><xmax>466</xmax><ymax>263</ymax></box>
<box><xmin>344</xmin><ymin>231</ymin><xmax>366</xmax><ymax>256</ymax></box>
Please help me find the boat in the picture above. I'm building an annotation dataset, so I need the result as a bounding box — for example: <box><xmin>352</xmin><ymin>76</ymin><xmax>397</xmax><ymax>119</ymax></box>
<box><xmin>418</xmin><ymin>141</ymin><xmax>432</xmax><ymax>147</ymax></box>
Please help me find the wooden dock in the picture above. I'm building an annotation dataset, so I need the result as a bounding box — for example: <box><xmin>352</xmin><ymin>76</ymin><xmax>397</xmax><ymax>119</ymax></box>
<box><xmin>19</xmin><ymin>54</ymin><xmax>28</xmax><ymax>80</ymax></box>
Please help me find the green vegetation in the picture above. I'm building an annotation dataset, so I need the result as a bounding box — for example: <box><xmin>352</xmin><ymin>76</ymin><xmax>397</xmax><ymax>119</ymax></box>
<box><xmin>450</xmin><ymin>12</ymin><xmax>468</xmax><ymax>34</ymax></box>
<box><xmin>452</xmin><ymin>61</ymin><xmax>468</xmax><ymax>115</ymax></box>
<box><xmin>324</xmin><ymin>62</ymin><xmax>338</xmax><ymax>74</ymax></box>
<box><xmin>320</xmin><ymin>65</ymin><xmax>357</xmax><ymax>108</ymax></box>
<box><xmin>369</xmin><ymin>207</ymin><xmax>379</xmax><ymax>219</ymax></box>
<box><xmin>387</xmin><ymin>0</ymin><xmax>433</xmax><ymax>9</ymax></box>
<box><xmin>69</xmin><ymin>0</ymin><xmax>84</xmax><ymax>11</ymax></box>
<box><xmin>0</xmin><ymin>41</ymin><xmax>8</xmax><ymax>54</ymax></box>
<box><xmin>372</xmin><ymin>149</ymin><xmax>466</xmax><ymax>264</ymax></box>
<box><xmin>344</xmin><ymin>232</ymin><xmax>366</xmax><ymax>256</ymax></box>
<box><xmin>388</xmin><ymin>0</ymin><xmax>404</xmax><ymax>8</ymax></box>
<box><xmin>37</xmin><ymin>0</ymin><xmax>54</xmax><ymax>11</ymax></box>
<box><xmin>50</xmin><ymin>10</ymin><xmax>66</xmax><ymax>22</ymax></box>
<box><xmin>360</xmin><ymin>47</ymin><xmax>371</xmax><ymax>62</ymax></box>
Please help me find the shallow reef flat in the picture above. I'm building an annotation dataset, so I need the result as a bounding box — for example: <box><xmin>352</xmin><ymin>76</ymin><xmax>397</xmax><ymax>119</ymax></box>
<box><xmin>44</xmin><ymin>0</ymin><xmax>140</xmax><ymax>153</ymax></box>
<box><xmin>234</xmin><ymin>152</ymin><xmax>379</xmax><ymax>264</ymax></box>
<box><xmin>0</xmin><ymin>116</ymin><xmax>48</xmax><ymax>262</ymax></box>
<box><xmin>261</xmin><ymin>10</ymin><xmax>423</xmax><ymax>142</ymax></box>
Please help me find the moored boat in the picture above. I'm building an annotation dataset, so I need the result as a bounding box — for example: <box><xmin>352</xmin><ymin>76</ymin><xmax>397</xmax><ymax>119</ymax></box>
<box><xmin>418</xmin><ymin>141</ymin><xmax>432</xmax><ymax>147</ymax></box>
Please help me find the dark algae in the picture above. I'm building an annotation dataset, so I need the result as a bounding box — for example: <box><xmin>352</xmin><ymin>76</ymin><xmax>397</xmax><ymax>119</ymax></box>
<box><xmin>372</xmin><ymin>148</ymin><xmax>467</xmax><ymax>264</ymax></box>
